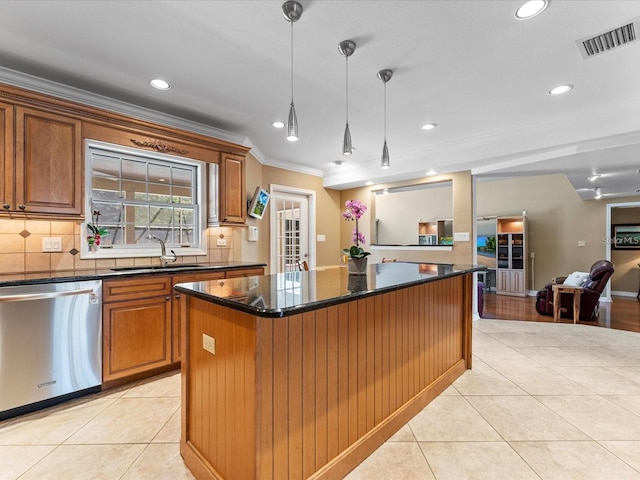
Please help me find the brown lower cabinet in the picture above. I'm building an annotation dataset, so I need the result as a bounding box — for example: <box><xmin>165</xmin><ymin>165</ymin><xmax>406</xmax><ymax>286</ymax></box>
<box><xmin>102</xmin><ymin>267</ymin><xmax>264</xmax><ymax>388</ymax></box>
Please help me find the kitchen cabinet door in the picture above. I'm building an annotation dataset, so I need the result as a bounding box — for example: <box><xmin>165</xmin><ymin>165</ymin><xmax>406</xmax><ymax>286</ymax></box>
<box><xmin>0</xmin><ymin>102</ymin><xmax>14</xmax><ymax>212</ymax></box>
<box><xmin>103</xmin><ymin>295</ymin><xmax>172</xmax><ymax>384</ymax></box>
<box><xmin>219</xmin><ymin>153</ymin><xmax>246</xmax><ymax>225</ymax></box>
<box><xmin>102</xmin><ymin>276</ymin><xmax>173</xmax><ymax>387</ymax></box>
<box><xmin>13</xmin><ymin>106</ymin><xmax>82</xmax><ymax>216</ymax></box>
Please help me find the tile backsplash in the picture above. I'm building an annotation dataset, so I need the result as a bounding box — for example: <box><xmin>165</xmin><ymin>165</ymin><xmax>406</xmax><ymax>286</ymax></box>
<box><xmin>0</xmin><ymin>218</ymin><xmax>235</xmax><ymax>274</ymax></box>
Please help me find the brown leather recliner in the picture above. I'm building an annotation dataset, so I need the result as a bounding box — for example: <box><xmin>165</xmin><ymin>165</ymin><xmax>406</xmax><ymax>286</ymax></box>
<box><xmin>535</xmin><ymin>260</ymin><xmax>615</xmax><ymax>321</ymax></box>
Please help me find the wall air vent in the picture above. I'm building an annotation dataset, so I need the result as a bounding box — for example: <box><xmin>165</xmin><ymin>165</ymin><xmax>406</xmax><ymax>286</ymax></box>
<box><xmin>575</xmin><ymin>17</ymin><xmax>639</xmax><ymax>59</ymax></box>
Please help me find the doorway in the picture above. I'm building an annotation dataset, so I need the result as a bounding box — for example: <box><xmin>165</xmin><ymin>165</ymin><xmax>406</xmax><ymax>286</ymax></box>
<box><xmin>269</xmin><ymin>185</ymin><xmax>316</xmax><ymax>274</ymax></box>
<box><xmin>606</xmin><ymin>200</ymin><xmax>640</xmax><ymax>301</ymax></box>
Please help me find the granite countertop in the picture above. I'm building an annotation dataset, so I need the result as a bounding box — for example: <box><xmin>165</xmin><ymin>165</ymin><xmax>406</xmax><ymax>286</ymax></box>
<box><xmin>0</xmin><ymin>261</ymin><xmax>267</xmax><ymax>287</ymax></box>
<box><xmin>175</xmin><ymin>262</ymin><xmax>486</xmax><ymax>318</ymax></box>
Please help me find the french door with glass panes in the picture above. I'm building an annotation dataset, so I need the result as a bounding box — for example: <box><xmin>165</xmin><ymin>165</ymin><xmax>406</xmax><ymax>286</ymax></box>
<box><xmin>271</xmin><ymin>192</ymin><xmax>309</xmax><ymax>274</ymax></box>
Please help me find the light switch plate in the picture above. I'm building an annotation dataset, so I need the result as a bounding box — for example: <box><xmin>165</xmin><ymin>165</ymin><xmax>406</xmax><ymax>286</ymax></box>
<box><xmin>317</xmin><ymin>234</ymin><xmax>326</xmax><ymax>242</ymax></box>
<box><xmin>453</xmin><ymin>232</ymin><xmax>470</xmax><ymax>242</ymax></box>
<box><xmin>216</xmin><ymin>238</ymin><xmax>227</xmax><ymax>247</ymax></box>
<box><xmin>42</xmin><ymin>236</ymin><xmax>62</xmax><ymax>252</ymax></box>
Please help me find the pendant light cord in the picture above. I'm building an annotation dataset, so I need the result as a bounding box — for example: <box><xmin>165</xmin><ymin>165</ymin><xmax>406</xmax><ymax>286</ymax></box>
<box><xmin>290</xmin><ymin>20</ymin><xmax>294</xmax><ymax>103</ymax></box>
<box><xmin>345</xmin><ymin>56</ymin><xmax>349</xmax><ymax>123</ymax></box>
<box><xmin>383</xmin><ymin>82</ymin><xmax>387</xmax><ymax>141</ymax></box>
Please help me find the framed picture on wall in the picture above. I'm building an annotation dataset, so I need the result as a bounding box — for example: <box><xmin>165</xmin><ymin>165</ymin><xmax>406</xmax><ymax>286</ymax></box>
<box><xmin>612</xmin><ymin>224</ymin><xmax>640</xmax><ymax>249</ymax></box>
<box><xmin>248</xmin><ymin>186</ymin><xmax>270</xmax><ymax>220</ymax></box>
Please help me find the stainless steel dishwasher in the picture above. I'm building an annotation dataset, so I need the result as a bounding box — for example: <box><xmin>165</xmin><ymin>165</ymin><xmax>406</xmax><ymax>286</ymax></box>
<box><xmin>0</xmin><ymin>280</ymin><xmax>102</xmax><ymax>420</ymax></box>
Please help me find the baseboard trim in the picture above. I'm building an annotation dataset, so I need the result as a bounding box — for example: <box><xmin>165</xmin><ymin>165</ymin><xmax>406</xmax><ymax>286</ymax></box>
<box><xmin>611</xmin><ymin>290</ymin><xmax>638</xmax><ymax>298</ymax></box>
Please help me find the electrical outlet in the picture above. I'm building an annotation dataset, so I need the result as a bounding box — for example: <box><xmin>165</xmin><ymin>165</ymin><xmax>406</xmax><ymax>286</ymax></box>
<box><xmin>203</xmin><ymin>334</ymin><xmax>216</xmax><ymax>354</ymax></box>
<box><xmin>216</xmin><ymin>238</ymin><xmax>227</xmax><ymax>247</ymax></box>
<box><xmin>578</xmin><ymin>240</ymin><xmax>586</xmax><ymax>247</ymax></box>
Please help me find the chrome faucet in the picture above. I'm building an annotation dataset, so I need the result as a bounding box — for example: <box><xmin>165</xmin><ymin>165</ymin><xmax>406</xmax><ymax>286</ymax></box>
<box><xmin>148</xmin><ymin>233</ymin><xmax>177</xmax><ymax>266</ymax></box>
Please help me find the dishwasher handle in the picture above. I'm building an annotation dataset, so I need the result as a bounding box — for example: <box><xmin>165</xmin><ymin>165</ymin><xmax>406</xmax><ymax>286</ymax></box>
<box><xmin>0</xmin><ymin>288</ymin><xmax>98</xmax><ymax>303</ymax></box>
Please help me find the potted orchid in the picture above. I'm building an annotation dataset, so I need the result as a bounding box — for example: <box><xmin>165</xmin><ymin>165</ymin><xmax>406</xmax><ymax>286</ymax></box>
<box><xmin>342</xmin><ymin>199</ymin><xmax>370</xmax><ymax>274</ymax></box>
<box><xmin>86</xmin><ymin>210</ymin><xmax>109</xmax><ymax>251</ymax></box>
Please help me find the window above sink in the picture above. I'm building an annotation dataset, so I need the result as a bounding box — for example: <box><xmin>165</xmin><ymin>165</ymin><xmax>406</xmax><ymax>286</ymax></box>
<box><xmin>83</xmin><ymin>139</ymin><xmax>207</xmax><ymax>259</ymax></box>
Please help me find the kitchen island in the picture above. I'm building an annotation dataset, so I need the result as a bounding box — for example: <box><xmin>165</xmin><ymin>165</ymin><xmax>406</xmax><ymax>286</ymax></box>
<box><xmin>175</xmin><ymin>262</ymin><xmax>481</xmax><ymax>480</ymax></box>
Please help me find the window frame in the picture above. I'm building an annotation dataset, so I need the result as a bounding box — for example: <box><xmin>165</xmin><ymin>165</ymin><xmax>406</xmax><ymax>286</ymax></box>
<box><xmin>82</xmin><ymin>139</ymin><xmax>208</xmax><ymax>260</ymax></box>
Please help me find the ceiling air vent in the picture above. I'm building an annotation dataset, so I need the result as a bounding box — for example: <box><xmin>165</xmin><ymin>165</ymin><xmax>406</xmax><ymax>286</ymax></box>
<box><xmin>575</xmin><ymin>17</ymin><xmax>639</xmax><ymax>59</ymax></box>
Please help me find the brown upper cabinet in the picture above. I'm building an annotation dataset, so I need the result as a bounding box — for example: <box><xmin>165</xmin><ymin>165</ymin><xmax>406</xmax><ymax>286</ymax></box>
<box><xmin>0</xmin><ymin>82</ymin><xmax>250</xmax><ymax>225</ymax></box>
<box><xmin>219</xmin><ymin>153</ymin><xmax>246</xmax><ymax>225</ymax></box>
<box><xmin>1</xmin><ymin>104</ymin><xmax>82</xmax><ymax>218</ymax></box>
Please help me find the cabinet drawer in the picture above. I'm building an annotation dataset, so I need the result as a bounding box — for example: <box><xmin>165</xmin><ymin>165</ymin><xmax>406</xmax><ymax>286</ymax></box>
<box><xmin>103</xmin><ymin>276</ymin><xmax>171</xmax><ymax>303</ymax></box>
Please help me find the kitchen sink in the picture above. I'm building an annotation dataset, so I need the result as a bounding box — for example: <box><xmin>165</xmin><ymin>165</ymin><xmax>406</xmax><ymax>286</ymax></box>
<box><xmin>111</xmin><ymin>264</ymin><xmax>209</xmax><ymax>272</ymax></box>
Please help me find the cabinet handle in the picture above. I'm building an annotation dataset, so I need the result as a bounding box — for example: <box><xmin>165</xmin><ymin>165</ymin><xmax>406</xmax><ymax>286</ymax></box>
<box><xmin>165</xmin><ymin>296</ymin><xmax>170</xmax><ymax>301</ymax></box>
<box><xmin>18</xmin><ymin>204</ymin><xmax>25</xmax><ymax>210</ymax></box>
<box><xmin>175</xmin><ymin>294</ymin><xmax>180</xmax><ymax>299</ymax></box>
<box><xmin>2</xmin><ymin>204</ymin><xmax>9</xmax><ymax>210</ymax></box>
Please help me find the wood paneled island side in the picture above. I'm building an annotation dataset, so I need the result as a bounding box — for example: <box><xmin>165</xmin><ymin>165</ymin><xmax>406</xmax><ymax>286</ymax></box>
<box><xmin>175</xmin><ymin>262</ymin><xmax>481</xmax><ymax>480</ymax></box>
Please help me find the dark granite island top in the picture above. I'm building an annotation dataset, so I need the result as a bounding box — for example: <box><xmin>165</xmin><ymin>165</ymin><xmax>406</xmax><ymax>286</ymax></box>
<box><xmin>174</xmin><ymin>261</ymin><xmax>485</xmax><ymax>318</ymax></box>
<box><xmin>178</xmin><ymin>261</ymin><xmax>482</xmax><ymax>480</ymax></box>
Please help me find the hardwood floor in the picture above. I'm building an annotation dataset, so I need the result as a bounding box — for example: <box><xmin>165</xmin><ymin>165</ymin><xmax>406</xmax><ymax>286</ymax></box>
<box><xmin>482</xmin><ymin>292</ymin><xmax>640</xmax><ymax>333</ymax></box>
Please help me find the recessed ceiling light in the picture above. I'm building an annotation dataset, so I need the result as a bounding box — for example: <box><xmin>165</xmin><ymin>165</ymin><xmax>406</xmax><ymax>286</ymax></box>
<box><xmin>426</xmin><ymin>169</ymin><xmax>438</xmax><ymax>176</ymax></box>
<box><xmin>272</xmin><ymin>121</ymin><xmax>285</xmax><ymax>129</ymax></box>
<box><xmin>365</xmin><ymin>181</ymin><xmax>374</xmax><ymax>186</ymax></box>
<box><xmin>333</xmin><ymin>160</ymin><xmax>343</xmax><ymax>166</ymax></box>
<box><xmin>421</xmin><ymin>123</ymin><xmax>437</xmax><ymax>130</ymax></box>
<box><xmin>515</xmin><ymin>0</ymin><xmax>548</xmax><ymax>19</ymax></box>
<box><xmin>549</xmin><ymin>84</ymin><xmax>573</xmax><ymax>95</ymax></box>
<box><xmin>149</xmin><ymin>79</ymin><xmax>171</xmax><ymax>90</ymax></box>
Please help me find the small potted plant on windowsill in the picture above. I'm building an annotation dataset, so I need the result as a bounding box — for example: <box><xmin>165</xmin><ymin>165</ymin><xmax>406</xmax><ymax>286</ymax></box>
<box><xmin>86</xmin><ymin>210</ymin><xmax>109</xmax><ymax>252</ymax></box>
<box><xmin>342</xmin><ymin>199</ymin><xmax>370</xmax><ymax>275</ymax></box>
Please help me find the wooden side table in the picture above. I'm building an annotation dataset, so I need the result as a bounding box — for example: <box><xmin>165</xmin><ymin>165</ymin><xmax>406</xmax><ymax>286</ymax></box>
<box><xmin>552</xmin><ymin>284</ymin><xmax>583</xmax><ymax>324</ymax></box>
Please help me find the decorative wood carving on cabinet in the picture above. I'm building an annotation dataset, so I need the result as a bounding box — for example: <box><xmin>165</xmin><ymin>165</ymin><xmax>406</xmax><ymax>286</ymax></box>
<box><xmin>130</xmin><ymin>138</ymin><xmax>189</xmax><ymax>155</ymax></box>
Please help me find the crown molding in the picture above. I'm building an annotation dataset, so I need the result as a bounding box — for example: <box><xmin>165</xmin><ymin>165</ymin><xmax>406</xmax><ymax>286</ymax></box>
<box><xmin>0</xmin><ymin>66</ymin><xmax>245</xmax><ymax>145</ymax></box>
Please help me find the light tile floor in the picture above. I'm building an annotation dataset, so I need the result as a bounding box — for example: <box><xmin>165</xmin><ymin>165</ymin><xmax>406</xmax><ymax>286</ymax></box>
<box><xmin>2</xmin><ymin>319</ymin><xmax>640</xmax><ymax>479</ymax></box>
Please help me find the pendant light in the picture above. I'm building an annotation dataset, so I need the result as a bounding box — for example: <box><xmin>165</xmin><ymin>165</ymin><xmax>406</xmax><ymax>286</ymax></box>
<box><xmin>338</xmin><ymin>40</ymin><xmax>356</xmax><ymax>156</ymax></box>
<box><xmin>377</xmin><ymin>69</ymin><xmax>393</xmax><ymax>168</ymax></box>
<box><xmin>282</xmin><ymin>1</ymin><xmax>303</xmax><ymax>142</ymax></box>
